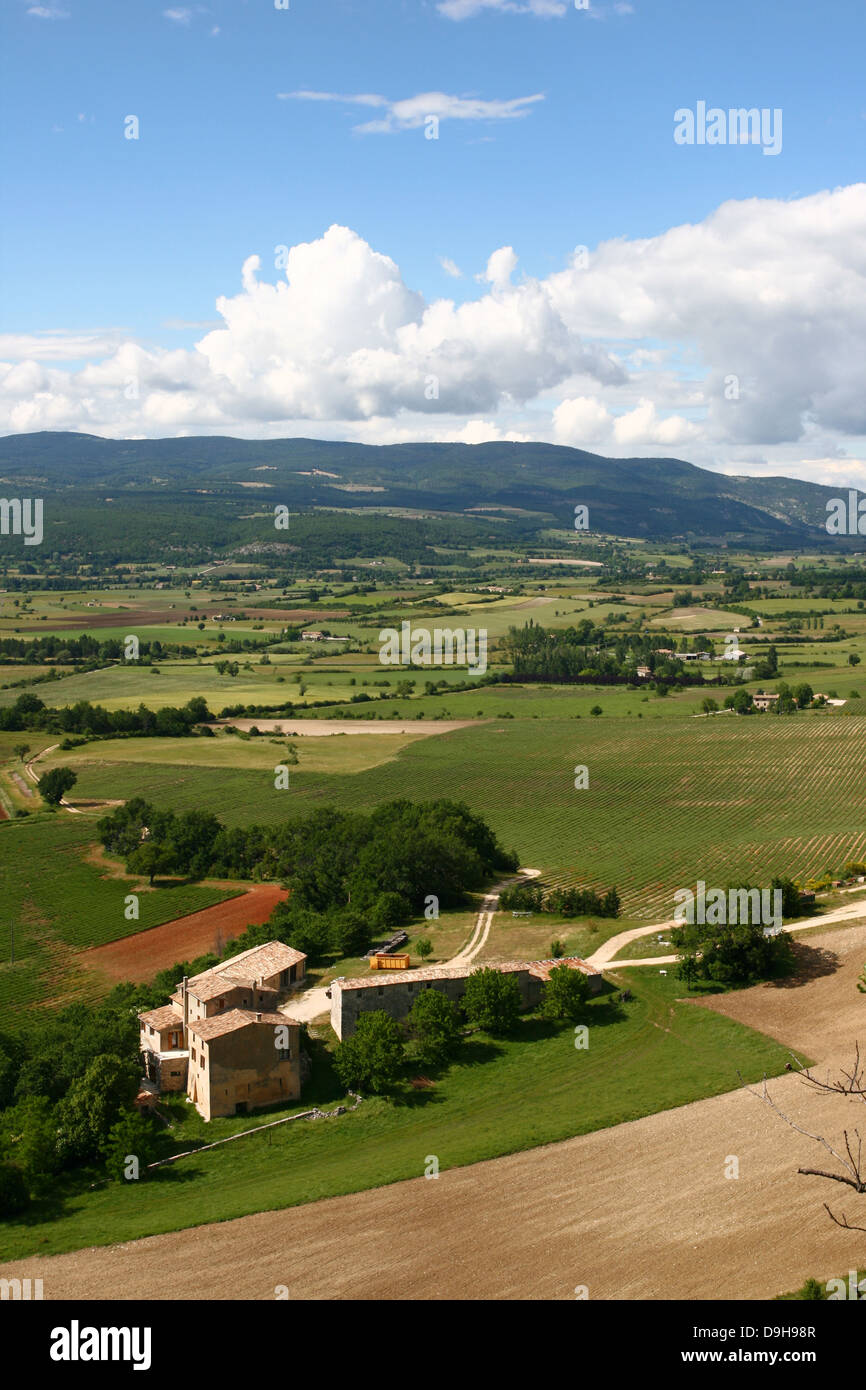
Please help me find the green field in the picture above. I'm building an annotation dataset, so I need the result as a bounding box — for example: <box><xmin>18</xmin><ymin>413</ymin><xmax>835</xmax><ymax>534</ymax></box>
<box><xmin>45</xmin><ymin>716</ymin><xmax>866</xmax><ymax>924</ymax></box>
<box><xmin>0</xmin><ymin>815</ymin><xmax>239</xmax><ymax>1030</ymax></box>
<box><xmin>0</xmin><ymin>971</ymin><xmax>794</xmax><ymax>1261</ymax></box>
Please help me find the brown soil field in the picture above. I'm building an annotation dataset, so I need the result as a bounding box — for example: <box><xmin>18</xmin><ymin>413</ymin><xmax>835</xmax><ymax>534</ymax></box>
<box><xmin>80</xmin><ymin>885</ymin><xmax>288</xmax><ymax>982</ymax></box>
<box><xmin>5</xmin><ymin>922</ymin><xmax>865</xmax><ymax>1300</ymax></box>
<box><xmin>15</xmin><ymin>608</ymin><xmax>194</xmax><ymax>631</ymax></box>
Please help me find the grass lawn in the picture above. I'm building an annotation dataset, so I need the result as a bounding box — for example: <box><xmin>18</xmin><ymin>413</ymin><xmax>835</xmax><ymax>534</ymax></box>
<box><xmin>0</xmin><ymin>971</ymin><xmax>795</xmax><ymax>1261</ymax></box>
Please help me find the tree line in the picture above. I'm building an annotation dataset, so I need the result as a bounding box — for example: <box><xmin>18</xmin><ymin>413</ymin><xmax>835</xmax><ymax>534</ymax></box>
<box><xmin>97</xmin><ymin>798</ymin><xmax>519</xmax><ymax>962</ymax></box>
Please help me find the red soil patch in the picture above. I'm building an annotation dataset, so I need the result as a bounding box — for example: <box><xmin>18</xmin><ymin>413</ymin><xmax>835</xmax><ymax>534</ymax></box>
<box><xmin>81</xmin><ymin>885</ymin><xmax>288</xmax><ymax>982</ymax></box>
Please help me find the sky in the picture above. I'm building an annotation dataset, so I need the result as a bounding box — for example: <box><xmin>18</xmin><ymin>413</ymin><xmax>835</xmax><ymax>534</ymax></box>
<box><xmin>1</xmin><ymin>0</ymin><xmax>865</xmax><ymax>484</ymax></box>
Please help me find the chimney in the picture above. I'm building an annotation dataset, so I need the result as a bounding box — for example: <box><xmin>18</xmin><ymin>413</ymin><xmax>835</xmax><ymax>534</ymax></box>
<box><xmin>182</xmin><ymin>975</ymin><xmax>189</xmax><ymax>1029</ymax></box>
<box><xmin>254</xmin><ymin>1011</ymin><xmax>262</xmax><ymax>1022</ymax></box>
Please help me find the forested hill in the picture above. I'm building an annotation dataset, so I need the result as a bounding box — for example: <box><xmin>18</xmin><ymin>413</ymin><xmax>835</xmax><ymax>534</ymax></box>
<box><xmin>0</xmin><ymin>430</ymin><xmax>847</xmax><ymax>544</ymax></box>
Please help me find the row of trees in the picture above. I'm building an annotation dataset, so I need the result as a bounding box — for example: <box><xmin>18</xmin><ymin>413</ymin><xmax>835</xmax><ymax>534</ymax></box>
<box><xmin>499</xmin><ymin>880</ymin><xmax>620</xmax><ymax>919</ymax></box>
<box><xmin>500</xmin><ymin>619</ymin><xmax>706</xmax><ymax>686</ymax></box>
<box><xmin>0</xmin><ymin>692</ymin><xmax>213</xmax><ymax>736</ymax></box>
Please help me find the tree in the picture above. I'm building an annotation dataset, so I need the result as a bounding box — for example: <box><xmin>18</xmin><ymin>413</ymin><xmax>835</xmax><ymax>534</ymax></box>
<box><xmin>333</xmin><ymin>1011</ymin><xmax>404</xmax><ymax>1094</ymax></box>
<box><xmin>0</xmin><ymin>1162</ymin><xmax>29</xmax><ymax>1216</ymax></box>
<box><xmin>747</xmin><ymin>1045</ymin><xmax>866</xmax><ymax>1234</ymax></box>
<box><xmin>405</xmin><ymin>990</ymin><xmax>461</xmax><ymax>1068</ymax></box>
<box><xmin>701</xmin><ymin>697</ymin><xmax>718</xmax><ymax>715</ymax></box>
<box><xmin>55</xmin><ymin>1053</ymin><xmax>140</xmax><ymax>1164</ymax></box>
<box><xmin>127</xmin><ymin>841</ymin><xmax>175</xmax><ymax>887</ymax></box>
<box><xmin>39</xmin><ymin>766</ymin><xmax>77</xmax><ymax>806</ymax></box>
<box><xmin>462</xmin><ymin>967</ymin><xmax>522</xmax><ymax>1035</ymax></box>
<box><xmin>415</xmin><ymin>937</ymin><xmax>433</xmax><ymax>961</ymax></box>
<box><xmin>541</xmin><ymin>965</ymin><xmax>592</xmax><ymax>1021</ymax></box>
<box><xmin>12</xmin><ymin>743</ymin><xmax>30</xmax><ymax>762</ymax></box>
<box><xmin>589</xmin><ymin>705</ymin><xmax>603</xmax><ymax>717</ymax></box>
<box><xmin>848</xmin><ymin>653</ymin><xmax>861</xmax><ymax>668</ymax></box>
<box><xmin>793</xmin><ymin>683</ymin><xmax>814</xmax><ymax>709</ymax></box>
<box><xmin>101</xmin><ymin>1111</ymin><xmax>161</xmax><ymax>1181</ymax></box>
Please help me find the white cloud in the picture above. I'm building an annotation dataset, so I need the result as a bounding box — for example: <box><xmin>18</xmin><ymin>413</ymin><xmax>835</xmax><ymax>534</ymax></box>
<box><xmin>26</xmin><ymin>4</ymin><xmax>69</xmax><ymax>16</ymax></box>
<box><xmin>439</xmin><ymin>257</ymin><xmax>463</xmax><ymax>279</ymax></box>
<box><xmin>163</xmin><ymin>7</ymin><xmax>193</xmax><ymax>23</ymax></box>
<box><xmin>280</xmin><ymin>89</ymin><xmax>544</xmax><ymax>134</ymax></box>
<box><xmin>2</xmin><ymin>187</ymin><xmax>865</xmax><ymax>479</ymax></box>
<box><xmin>438</xmin><ymin>0</ymin><xmax>567</xmax><ymax>18</ymax></box>
<box><xmin>479</xmin><ymin>246</ymin><xmax>518</xmax><ymax>288</ymax></box>
<box><xmin>553</xmin><ymin>395</ymin><xmax>699</xmax><ymax>448</ymax></box>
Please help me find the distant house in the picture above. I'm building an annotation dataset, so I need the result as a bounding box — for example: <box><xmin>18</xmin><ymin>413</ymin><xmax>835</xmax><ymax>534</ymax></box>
<box><xmin>636</xmin><ymin>665</ymin><xmax>651</xmax><ymax>679</ymax></box>
<box><xmin>753</xmin><ymin>693</ymin><xmax>780</xmax><ymax>711</ymax></box>
<box><xmin>301</xmin><ymin>630</ymin><xmax>324</xmax><ymax>641</ymax></box>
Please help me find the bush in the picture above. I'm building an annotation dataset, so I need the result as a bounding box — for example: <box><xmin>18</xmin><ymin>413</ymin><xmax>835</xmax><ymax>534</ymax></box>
<box><xmin>462</xmin><ymin>968</ymin><xmax>522</xmax><ymax>1035</ymax></box>
<box><xmin>333</xmin><ymin>1012</ymin><xmax>404</xmax><ymax>1093</ymax></box>
<box><xmin>405</xmin><ymin>990</ymin><xmax>461</xmax><ymax>1068</ymax></box>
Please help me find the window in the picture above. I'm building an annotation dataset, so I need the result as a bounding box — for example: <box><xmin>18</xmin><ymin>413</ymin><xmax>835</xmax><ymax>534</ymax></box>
<box><xmin>199</xmin><ymin>1054</ymin><xmax>205</xmax><ymax>1068</ymax></box>
<box><xmin>378</xmin><ymin>986</ymin><xmax>384</xmax><ymax>996</ymax></box>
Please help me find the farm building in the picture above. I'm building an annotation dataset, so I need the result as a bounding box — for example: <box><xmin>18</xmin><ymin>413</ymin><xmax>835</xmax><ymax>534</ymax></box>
<box><xmin>329</xmin><ymin>956</ymin><xmax>602</xmax><ymax>1040</ymax></box>
<box><xmin>752</xmin><ymin>693</ymin><xmax>780</xmax><ymax>711</ymax></box>
<box><xmin>139</xmin><ymin>940</ymin><xmax>306</xmax><ymax>1120</ymax></box>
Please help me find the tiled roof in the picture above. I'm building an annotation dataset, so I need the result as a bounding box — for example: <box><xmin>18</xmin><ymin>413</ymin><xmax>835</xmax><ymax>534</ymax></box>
<box><xmin>336</xmin><ymin>956</ymin><xmax>600</xmax><ymax>994</ymax></box>
<box><xmin>218</xmin><ymin>941</ymin><xmax>306</xmax><ymax>976</ymax></box>
<box><xmin>138</xmin><ymin>1004</ymin><xmax>184</xmax><ymax>1029</ymax></box>
<box><xmin>526</xmin><ymin>956</ymin><xmax>600</xmax><ymax>981</ymax></box>
<box><xmin>337</xmin><ymin>961</ymin><xmax>532</xmax><ymax>992</ymax></box>
<box><xmin>187</xmin><ymin>1009</ymin><xmax>297</xmax><ymax>1041</ymax></box>
<box><xmin>185</xmin><ymin>941</ymin><xmax>306</xmax><ymax>999</ymax></box>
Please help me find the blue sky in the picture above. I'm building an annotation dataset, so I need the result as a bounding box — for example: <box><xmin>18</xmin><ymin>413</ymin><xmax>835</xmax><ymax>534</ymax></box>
<box><xmin>1</xmin><ymin>0</ymin><xmax>865</xmax><ymax>481</ymax></box>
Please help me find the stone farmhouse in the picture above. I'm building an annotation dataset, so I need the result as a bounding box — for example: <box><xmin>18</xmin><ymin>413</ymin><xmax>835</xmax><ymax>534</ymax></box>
<box><xmin>138</xmin><ymin>941</ymin><xmax>307</xmax><ymax>1121</ymax></box>
<box><xmin>329</xmin><ymin>956</ymin><xmax>602</xmax><ymax>1040</ymax></box>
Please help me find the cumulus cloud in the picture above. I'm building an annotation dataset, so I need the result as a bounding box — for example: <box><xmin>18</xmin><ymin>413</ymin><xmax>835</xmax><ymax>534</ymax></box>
<box><xmin>553</xmin><ymin>395</ymin><xmax>699</xmax><ymax>448</ymax></box>
<box><xmin>280</xmin><ymin>89</ymin><xmax>544</xmax><ymax>134</ymax></box>
<box><xmin>2</xmin><ymin>186</ymin><xmax>865</xmax><ymax>476</ymax></box>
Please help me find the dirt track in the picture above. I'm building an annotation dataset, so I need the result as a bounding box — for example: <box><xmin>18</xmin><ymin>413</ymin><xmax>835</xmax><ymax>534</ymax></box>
<box><xmin>5</xmin><ymin>922</ymin><xmax>865</xmax><ymax>1301</ymax></box>
<box><xmin>80</xmin><ymin>885</ymin><xmax>288</xmax><ymax>982</ymax></box>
